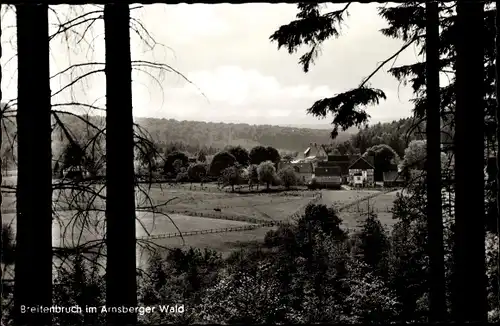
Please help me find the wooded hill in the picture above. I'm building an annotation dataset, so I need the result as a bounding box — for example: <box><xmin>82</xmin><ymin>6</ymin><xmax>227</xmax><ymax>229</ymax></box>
<box><xmin>1</xmin><ymin>109</ymin><xmax>417</xmax><ymax>169</ymax></box>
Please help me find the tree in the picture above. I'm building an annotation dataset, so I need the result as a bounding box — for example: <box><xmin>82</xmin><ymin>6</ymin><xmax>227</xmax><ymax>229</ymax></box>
<box><xmin>187</xmin><ymin>163</ymin><xmax>207</xmax><ymax>183</ymax></box>
<box><xmin>197</xmin><ymin>150</ymin><xmax>207</xmax><ymax>163</ymax></box>
<box><xmin>278</xmin><ymin>166</ymin><xmax>298</xmax><ymax>190</ymax></box>
<box><xmin>163</xmin><ymin>151</ymin><xmax>188</xmax><ymax>175</ymax></box>
<box><xmin>62</xmin><ymin>142</ymin><xmax>85</xmax><ymax>170</ymax></box>
<box><xmin>249</xmin><ymin>146</ymin><xmax>269</xmax><ymax>165</ymax></box>
<box><xmin>400</xmin><ymin>140</ymin><xmax>427</xmax><ymax>171</ymax></box>
<box><xmin>257</xmin><ymin>161</ymin><xmax>277</xmax><ymax>191</ymax></box>
<box><xmin>453</xmin><ymin>2</ymin><xmax>487</xmax><ymax>322</ymax></box>
<box><xmin>14</xmin><ymin>5</ymin><xmax>53</xmax><ymax>326</ymax></box>
<box><xmin>209</xmin><ymin>151</ymin><xmax>237</xmax><ymax>177</ymax></box>
<box><xmin>226</xmin><ymin>145</ymin><xmax>250</xmax><ymax>167</ymax></box>
<box><xmin>352</xmin><ymin>212</ymin><xmax>390</xmax><ymax>279</ymax></box>
<box><xmin>266</xmin><ymin>146</ymin><xmax>281</xmax><ymax>166</ymax></box>
<box><xmin>364</xmin><ymin>144</ymin><xmax>399</xmax><ymax>181</ymax></box>
<box><xmin>269</xmin><ymin>3</ymin><xmax>386</xmax><ymax>139</ymax></box>
<box><xmin>248</xmin><ymin>164</ymin><xmax>259</xmax><ymax>190</ymax></box>
<box><xmin>425</xmin><ymin>2</ymin><xmax>446</xmax><ymax>320</ymax></box>
<box><xmin>104</xmin><ymin>4</ymin><xmax>137</xmax><ymax>325</ymax></box>
<box><xmin>221</xmin><ymin>165</ymin><xmax>242</xmax><ymax>192</ymax></box>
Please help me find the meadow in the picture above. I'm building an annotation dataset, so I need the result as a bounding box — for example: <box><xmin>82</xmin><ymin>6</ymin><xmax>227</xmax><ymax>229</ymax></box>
<box><xmin>2</xmin><ymin>174</ymin><xmax>400</xmax><ymax>255</ymax></box>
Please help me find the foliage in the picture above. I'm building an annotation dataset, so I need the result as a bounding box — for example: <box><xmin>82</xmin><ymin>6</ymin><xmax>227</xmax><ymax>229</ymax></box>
<box><xmin>351</xmin><ymin>212</ymin><xmax>391</xmax><ymax>278</ymax></box>
<box><xmin>1</xmin><ymin>223</ymin><xmax>15</xmax><ymax>266</ymax></box>
<box><xmin>134</xmin><ymin>116</ymin><xmax>345</xmax><ymax>153</ymax></box>
<box><xmin>139</xmin><ymin>248</ymin><xmax>223</xmax><ymax>324</ymax></box>
<box><xmin>225</xmin><ymin>145</ymin><xmax>250</xmax><ymax>167</ymax></box>
<box><xmin>197</xmin><ymin>150</ymin><xmax>207</xmax><ymax>163</ymax></box>
<box><xmin>257</xmin><ymin>160</ymin><xmax>277</xmax><ymax>190</ymax></box>
<box><xmin>266</xmin><ymin>146</ymin><xmax>281</xmax><ymax>165</ymax></box>
<box><xmin>364</xmin><ymin>144</ymin><xmax>400</xmax><ymax>181</ymax></box>
<box><xmin>172</xmin><ymin>159</ymin><xmax>183</xmax><ymax>174</ymax></box>
<box><xmin>175</xmin><ymin>171</ymin><xmax>189</xmax><ymax>183</ymax></box>
<box><xmin>250</xmin><ymin>146</ymin><xmax>268</xmax><ymax>165</ymax></box>
<box><xmin>400</xmin><ymin>140</ymin><xmax>427</xmax><ymax>171</ymax></box>
<box><xmin>187</xmin><ymin>163</ymin><xmax>207</xmax><ymax>182</ymax></box>
<box><xmin>209</xmin><ymin>151</ymin><xmax>237</xmax><ymax>176</ymax></box>
<box><xmin>53</xmin><ymin>255</ymin><xmax>106</xmax><ymax>326</ymax></box>
<box><xmin>278</xmin><ymin>166</ymin><xmax>298</xmax><ymax>190</ymax></box>
<box><xmin>221</xmin><ymin>164</ymin><xmax>243</xmax><ymax>192</ymax></box>
<box><xmin>270</xmin><ymin>3</ymin><xmax>388</xmax><ymax>139</ymax></box>
<box><xmin>350</xmin><ymin>118</ymin><xmax>418</xmax><ymax>157</ymax></box>
<box><xmin>61</xmin><ymin>142</ymin><xmax>85</xmax><ymax>170</ymax></box>
<box><xmin>163</xmin><ymin>151</ymin><xmax>189</xmax><ymax>175</ymax></box>
<box><xmin>247</xmin><ymin>164</ymin><xmax>260</xmax><ymax>189</ymax></box>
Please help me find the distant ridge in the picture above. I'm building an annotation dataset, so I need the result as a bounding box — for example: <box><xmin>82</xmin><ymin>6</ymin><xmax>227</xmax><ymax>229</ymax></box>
<box><xmin>279</xmin><ymin>124</ymin><xmax>359</xmax><ymax>132</ymax></box>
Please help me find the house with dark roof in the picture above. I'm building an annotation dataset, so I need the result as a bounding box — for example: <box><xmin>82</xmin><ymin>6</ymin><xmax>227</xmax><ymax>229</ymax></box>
<box><xmin>325</xmin><ymin>155</ymin><xmax>353</xmax><ymax>183</ymax></box>
<box><xmin>348</xmin><ymin>156</ymin><xmax>375</xmax><ymax>187</ymax></box>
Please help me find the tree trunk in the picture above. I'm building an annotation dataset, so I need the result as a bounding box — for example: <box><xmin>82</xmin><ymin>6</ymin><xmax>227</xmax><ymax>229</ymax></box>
<box><xmin>453</xmin><ymin>2</ymin><xmax>487</xmax><ymax>322</ymax></box>
<box><xmin>104</xmin><ymin>4</ymin><xmax>137</xmax><ymax>326</ymax></box>
<box><xmin>425</xmin><ymin>2</ymin><xmax>446</xmax><ymax>321</ymax></box>
<box><xmin>14</xmin><ymin>4</ymin><xmax>52</xmax><ymax>326</ymax></box>
<box><xmin>495</xmin><ymin>0</ymin><xmax>500</xmax><ymax>311</ymax></box>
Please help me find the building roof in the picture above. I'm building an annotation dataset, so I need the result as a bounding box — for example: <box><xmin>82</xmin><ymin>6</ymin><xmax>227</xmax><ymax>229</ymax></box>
<box><xmin>348</xmin><ymin>156</ymin><xmax>375</xmax><ymax>170</ymax></box>
<box><xmin>327</xmin><ymin>155</ymin><xmax>350</xmax><ymax>162</ymax></box>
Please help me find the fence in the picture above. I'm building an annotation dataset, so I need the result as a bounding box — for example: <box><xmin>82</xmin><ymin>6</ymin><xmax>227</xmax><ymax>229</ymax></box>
<box><xmin>137</xmin><ymin>224</ymin><xmax>262</xmax><ymax>240</ymax></box>
<box><xmin>287</xmin><ymin>191</ymin><xmax>323</xmax><ymax>221</ymax></box>
<box><xmin>336</xmin><ymin>189</ymin><xmax>393</xmax><ymax>212</ymax></box>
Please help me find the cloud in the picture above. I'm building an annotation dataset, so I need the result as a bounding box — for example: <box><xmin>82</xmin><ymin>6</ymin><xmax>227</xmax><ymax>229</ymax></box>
<box><xmin>1</xmin><ymin>3</ymin><xmax>417</xmax><ymax>126</ymax></box>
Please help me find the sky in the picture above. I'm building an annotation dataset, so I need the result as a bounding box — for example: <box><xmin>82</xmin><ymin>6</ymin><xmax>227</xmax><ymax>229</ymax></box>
<box><xmin>1</xmin><ymin>3</ymin><xmax>420</xmax><ymax>127</ymax></box>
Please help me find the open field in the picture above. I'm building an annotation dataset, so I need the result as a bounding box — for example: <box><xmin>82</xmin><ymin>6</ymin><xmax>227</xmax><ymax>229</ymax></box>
<box><xmin>335</xmin><ymin>190</ymin><xmax>401</xmax><ymax>231</ymax></box>
<box><xmin>2</xmin><ymin>211</ymin><xmax>256</xmax><ymax>246</ymax></box>
<box><xmin>2</xmin><ymin>174</ymin><xmax>401</xmax><ymax>255</ymax></box>
<box><xmin>144</xmin><ymin>226</ymin><xmax>276</xmax><ymax>259</ymax></box>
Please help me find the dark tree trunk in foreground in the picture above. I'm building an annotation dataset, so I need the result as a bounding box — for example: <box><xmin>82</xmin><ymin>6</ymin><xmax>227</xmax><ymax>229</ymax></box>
<box><xmin>104</xmin><ymin>4</ymin><xmax>137</xmax><ymax>326</ymax></box>
<box><xmin>495</xmin><ymin>0</ymin><xmax>500</xmax><ymax>310</ymax></box>
<box><xmin>453</xmin><ymin>2</ymin><xmax>487</xmax><ymax>322</ymax></box>
<box><xmin>14</xmin><ymin>4</ymin><xmax>53</xmax><ymax>326</ymax></box>
<box><xmin>425</xmin><ymin>2</ymin><xmax>446</xmax><ymax>321</ymax></box>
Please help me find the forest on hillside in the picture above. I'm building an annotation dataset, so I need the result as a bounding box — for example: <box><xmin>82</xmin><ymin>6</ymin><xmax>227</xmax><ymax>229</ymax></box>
<box><xmin>0</xmin><ymin>112</ymin><xmax>418</xmax><ymax>170</ymax></box>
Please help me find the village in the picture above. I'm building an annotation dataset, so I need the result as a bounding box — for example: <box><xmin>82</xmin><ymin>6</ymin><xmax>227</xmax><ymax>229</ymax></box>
<box><xmin>279</xmin><ymin>142</ymin><xmax>407</xmax><ymax>189</ymax></box>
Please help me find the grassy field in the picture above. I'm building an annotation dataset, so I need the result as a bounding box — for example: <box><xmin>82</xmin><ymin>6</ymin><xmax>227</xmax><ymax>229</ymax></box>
<box><xmin>334</xmin><ymin>190</ymin><xmax>400</xmax><ymax>231</ymax></box>
<box><xmin>2</xmin><ymin>177</ymin><xmax>401</xmax><ymax>255</ymax></box>
<box><xmin>146</xmin><ymin>226</ymin><xmax>276</xmax><ymax>259</ymax></box>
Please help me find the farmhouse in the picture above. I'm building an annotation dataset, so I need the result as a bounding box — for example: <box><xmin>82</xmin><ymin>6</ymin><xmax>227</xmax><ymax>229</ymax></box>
<box><xmin>325</xmin><ymin>155</ymin><xmax>353</xmax><ymax>183</ymax></box>
<box><xmin>383</xmin><ymin>171</ymin><xmax>406</xmax><ymax>187</ymax></box>
<box><xmin>348</xmin><ymin>156</ymin><xmax>375</xmax><ymax>187</ymax></box>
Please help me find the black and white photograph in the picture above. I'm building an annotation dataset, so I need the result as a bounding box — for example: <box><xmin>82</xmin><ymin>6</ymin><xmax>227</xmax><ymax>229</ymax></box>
<box><xmin>0</xmin><ymin>1</ymin><xmax>498</xmax><ymax>325</ymax></box>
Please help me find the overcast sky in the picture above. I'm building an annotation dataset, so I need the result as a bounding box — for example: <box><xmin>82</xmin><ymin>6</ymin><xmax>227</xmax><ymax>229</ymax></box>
<box><xmin>1</xmin><ymin>3</ymin><xmax>420</xmax><ymax>127</ymax></box>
